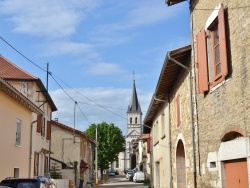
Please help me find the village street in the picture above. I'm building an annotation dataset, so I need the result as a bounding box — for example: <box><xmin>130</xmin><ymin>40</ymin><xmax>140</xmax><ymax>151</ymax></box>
<box><xmin>96</xmin><ymin>175</ymin><xmax>149</xmax><ymax>188</ymax></box>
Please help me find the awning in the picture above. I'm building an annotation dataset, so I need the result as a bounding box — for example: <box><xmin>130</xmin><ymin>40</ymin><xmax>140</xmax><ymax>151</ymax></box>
<box><xmin>80</xmin><ymin>160</ymin><xmax>90</xmax><ymax>172</ymax></box>
<box><xmin>41</xmin><ymin>148</ymin><xmax>54</xmax><ymax>154</ymax></box>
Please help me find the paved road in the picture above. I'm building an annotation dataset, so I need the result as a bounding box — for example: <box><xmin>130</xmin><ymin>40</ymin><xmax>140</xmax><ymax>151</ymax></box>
<box><xmin>96</xmin><ymin>175</ymin><xmax>148</xmax><ymax>188</ymax></box>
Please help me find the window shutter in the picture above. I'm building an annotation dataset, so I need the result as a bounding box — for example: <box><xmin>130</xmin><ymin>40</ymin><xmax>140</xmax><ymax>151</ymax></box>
<box><xmin>218</xmin><ymin>4</ymin><xmax>228</xmax><ymax>78</ymax></box>
<box><xmin>196</xmin><ymin>30</ymin><xmax>209</xmax><ymax>93</ymax></box>
<box><xmin>46</xmin><ymin>121</ymin><xmax>51</xmax><ymax>140</ymax></box>
<box><xmin>37</xmin><ymin>115</ymin><xmax>42</xmax><ymax>133</ymax></box>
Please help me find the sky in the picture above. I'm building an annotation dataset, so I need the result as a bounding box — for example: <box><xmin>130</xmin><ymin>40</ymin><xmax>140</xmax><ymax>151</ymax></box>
<box><xmin>0</xmin><ymin>0</ymin><xmax>190</xmax><ymax>135</ymax></box>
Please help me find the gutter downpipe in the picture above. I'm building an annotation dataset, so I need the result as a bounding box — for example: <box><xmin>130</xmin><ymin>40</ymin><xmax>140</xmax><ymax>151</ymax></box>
<box><xmin>168</xmin><ymin>98</ymin><xmax>172</xmax><ymax>188</ymax></box>
<box><xmin>167</xmin><ymin>53</ymin><xmax>197</xmax><ymax>188</ymax></box>
<box><xmin>29</xmin><ymin>120</ymin><xmax>38</xmax><ymax>178</ymax></box>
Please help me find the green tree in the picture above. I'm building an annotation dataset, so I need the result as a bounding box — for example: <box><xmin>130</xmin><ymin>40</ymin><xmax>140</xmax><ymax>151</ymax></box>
<box><xmin>86</xmin><ymin>122</ymin><xmax>125</xmax><ymax>178</ymax></box>
<box><xmin>50</xmin><ymin>162</ymin><xmax>62</xmax><ymax>179</ymax></box>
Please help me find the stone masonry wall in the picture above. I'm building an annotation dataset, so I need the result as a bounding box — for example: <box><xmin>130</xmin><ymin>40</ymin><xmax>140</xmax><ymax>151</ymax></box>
<box><xmin>191</xmin><ymin>0</ymin><xmax>250</xmax><ymax>187</ymax></box>
<box><xmin>169</xmin><ymin>57</ymin><xmax>196</xmax><ymax>188</ymax></box>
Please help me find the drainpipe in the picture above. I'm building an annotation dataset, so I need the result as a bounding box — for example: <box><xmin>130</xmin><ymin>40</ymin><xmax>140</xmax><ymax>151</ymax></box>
<box><xmin>168</xmin><ymin>98</ymin><xmax>172</xmax><ymax>188</ymax></box>
<box><xmin>167</xmin><ymin>53</ymin><xmax>197</xmax><ymax>188</ymax></box>
<box><xmin>29</xmin><ymin>120</ymin><xmax>38</xmax><ymax>178</ymax></box>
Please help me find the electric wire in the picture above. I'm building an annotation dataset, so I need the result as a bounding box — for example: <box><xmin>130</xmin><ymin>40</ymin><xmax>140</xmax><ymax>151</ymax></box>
<box><xmin>0</xmin><ymin>36</ymin><xmax>127</xmax><ymax>121</ymax></box>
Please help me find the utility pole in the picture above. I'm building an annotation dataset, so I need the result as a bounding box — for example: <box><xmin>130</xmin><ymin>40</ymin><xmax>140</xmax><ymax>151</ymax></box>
<box><xmin>95</xmin><ymin>125</ymin><xmax>98</xmax><ymax>184</ymax></box>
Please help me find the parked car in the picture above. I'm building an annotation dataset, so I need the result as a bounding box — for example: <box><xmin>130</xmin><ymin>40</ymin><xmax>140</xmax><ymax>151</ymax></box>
<box><xmin>115</xmin><ymin>170</ymin><xmax>119</xmax><ymax>175</ymax></box>
<box><xmin>133</xmin><ymin>171</ymin><xmax>145</xmax><ymax>183</ymax></box>
<box><xmin>108</xmin><ymin>170</ymin><xmax>116</xmax><ymax>176</ymax></box>
<box><xmin>0</xmin><ymin>176</ymin><xmax>57</xmax><ymax>188</ymax></box>
<box><xmin>126</xmin><ymin>170</ymin><xmax>134</xmax><ymax>179</ymax></box>
<box><xmin>129</xmin><ymin>172</ymin><xmax>134</xmax><ymax>181</ymax></box>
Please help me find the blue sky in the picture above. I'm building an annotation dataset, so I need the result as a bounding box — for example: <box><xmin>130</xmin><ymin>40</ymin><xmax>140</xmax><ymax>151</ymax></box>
<box><xmin>0</xmin><ymin>0</ymin><xmax>190</xmax><ymax>135</ymax></box>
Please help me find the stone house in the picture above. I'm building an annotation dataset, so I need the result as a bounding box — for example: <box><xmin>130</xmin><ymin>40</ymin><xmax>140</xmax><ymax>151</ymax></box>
<box><xmin>165</xmin><ymin>0</ymin><xmax>250</xmax><ymax>187</ymax></box>
<box><xmin>50</xmin><ymin>120</ymin><xmax>96</xmax><ymax>187</ymax></box>
<box><xmin>0</xmin><ymin>55</ymin><xmax>57</xmax><ymax>179</ymax></box>
<box><xmin>143</xmin><ymin>45</ymin><xmax>193</xmax><ymax>188</ymax></box>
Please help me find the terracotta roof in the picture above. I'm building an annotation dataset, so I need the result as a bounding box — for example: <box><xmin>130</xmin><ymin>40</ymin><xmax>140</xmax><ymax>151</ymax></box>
<box><xmin>0</xmin><ymin>55</ymin><xmax>57</xmax><ymax>111</ymax></box>
<box><xmin>0</xmin><ymin>55</ymin><xmax>37</xmax><ymax>80</ymax></box>
<box><xmin>50</xmin><ymin>120</ymin><xmax>97</xmax><ymax>145</ymax></box>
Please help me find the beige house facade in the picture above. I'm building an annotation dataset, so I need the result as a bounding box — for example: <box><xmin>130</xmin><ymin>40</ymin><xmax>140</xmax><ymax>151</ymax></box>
<box><xmin>0</xmin><ymin>55</ymin><xmax>57</xmax><ymax>179</ymax></box>
<box><xmin>50</xmin><ymin>120</ymin><xmax>96</xmax><ymax>187</ymax></box>
<box><xmin>143</xmin><ymin>45</ymin><xmax>192</xmax><ymax>188</ymax></box>
<box><xmin>0</xmin><ymin>78</ymin><xmax>43</xmax><ymax>181</ymax></box>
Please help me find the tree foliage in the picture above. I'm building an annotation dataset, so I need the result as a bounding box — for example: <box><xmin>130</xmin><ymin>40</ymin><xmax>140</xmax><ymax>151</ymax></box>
<box><xmin>86</xmin><ymin>122</ymin><xmax>125</xmax><ymax>173</ymax></box>
<box><xmin>50</xmin><ymin>162</ymin><xmax>62</xmax><ymax>179</ymax></box>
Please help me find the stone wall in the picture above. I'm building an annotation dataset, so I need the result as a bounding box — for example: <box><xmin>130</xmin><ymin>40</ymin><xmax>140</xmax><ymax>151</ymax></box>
<box><xmin>191</xmin><ymin>0</ymin><xmax>250</xmax><ymax>187</ymax></box>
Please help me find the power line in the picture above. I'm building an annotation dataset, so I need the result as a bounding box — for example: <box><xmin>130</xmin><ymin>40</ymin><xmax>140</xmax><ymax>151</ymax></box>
<box><xmin>0</xmin><ymin>37</ymin><xmax>47</xmax><ymax>72</ymax></box>
<box><xmin>0</xmin><ymin>36</ymin><xmax>127</xmax><ymax>121</ymax></box>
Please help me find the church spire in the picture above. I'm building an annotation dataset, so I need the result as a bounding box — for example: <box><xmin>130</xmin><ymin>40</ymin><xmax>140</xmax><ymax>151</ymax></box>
<box><xmin>127</xmin><ymin>78</ymin><xmax>141</xmax><ymax>113</ymax></box>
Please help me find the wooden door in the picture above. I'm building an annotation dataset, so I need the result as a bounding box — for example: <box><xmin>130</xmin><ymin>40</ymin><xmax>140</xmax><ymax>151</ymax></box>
<box><xmin>224</xmin><ymin>159</ymin><xmax>248</xmax><ymax>188</ymax></box>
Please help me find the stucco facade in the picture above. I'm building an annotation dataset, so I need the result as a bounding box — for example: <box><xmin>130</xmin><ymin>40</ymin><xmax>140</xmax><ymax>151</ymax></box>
<box><xmin>0</xmin><ymin>81</ymin><xmax>38</xmax><ymax>180</ymax></box>
<box><xmin>50</xmin><ymin>120</ymin><xmax>95</xmax><ymax>186</ymax></box>
<box><xmin>0</xmin><ymin>56</ymin><xmax>57</xmax><ymax>179</ymax></box>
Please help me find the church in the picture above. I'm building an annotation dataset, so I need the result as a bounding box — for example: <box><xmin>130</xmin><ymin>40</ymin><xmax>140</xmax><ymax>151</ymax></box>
<box><xmin>115</xmin><ymin>79</ymin><xmax>142</xmax><ymax>173</ymax></box>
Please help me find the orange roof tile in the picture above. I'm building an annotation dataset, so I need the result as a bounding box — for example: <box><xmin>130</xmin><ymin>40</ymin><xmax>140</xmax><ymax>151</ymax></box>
<box><xmin>0</xmin><ymin>55</ymin><xmax>37</xmax><ymax>80</ymax></box>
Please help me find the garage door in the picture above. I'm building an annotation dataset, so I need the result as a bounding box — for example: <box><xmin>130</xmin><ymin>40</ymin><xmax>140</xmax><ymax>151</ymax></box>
<box><xmin>224</xmin><ymin>158</ymin><xmax>248</xmax><ymax>188</ymax></box>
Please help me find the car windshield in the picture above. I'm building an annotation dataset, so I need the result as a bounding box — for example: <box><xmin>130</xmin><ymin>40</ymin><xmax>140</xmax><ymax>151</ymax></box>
<box><xmin>1</xmin><ymin>179</ymin><xmax>38</xmax><ymax>188</ymax></box>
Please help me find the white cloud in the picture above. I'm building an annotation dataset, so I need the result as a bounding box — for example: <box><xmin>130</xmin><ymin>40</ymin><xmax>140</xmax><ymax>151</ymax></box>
<box><xmin>89</xmin><ymin>1</ymin><xmax>181</xmax><ymax>47</ymax></box>
<box><xmin>38</xmin><ymin>41</ymin><xmax>93</xmax><ymax>56</ymax></box>
<box><xmin>0</xmin><ymin>0</ymin><xmax>99</xmax><ymax>38</ymax></box>
<box><xmin>50</xmin><ymin>87</ymin><xmax>152</xmax><ymax>135</ymax></box>
<box><xmin>87</xmin><ymin>62</ymin><xmax>125</xmax><ymax>75</ymax></box>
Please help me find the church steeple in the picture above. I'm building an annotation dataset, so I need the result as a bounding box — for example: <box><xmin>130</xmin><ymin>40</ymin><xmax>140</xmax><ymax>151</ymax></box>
<box><xmin>127</xmin><ymin>80</ymin><xmax>141</xmax><ymax>113</ymax></box>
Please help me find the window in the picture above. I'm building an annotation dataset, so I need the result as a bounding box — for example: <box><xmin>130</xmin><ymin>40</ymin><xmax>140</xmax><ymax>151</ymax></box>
<box><xmin>37</xmin><ymin>115</ymin><xmax>42</xmax><ymax>133</ymax></box>
<box><xmin>46</xmin><ymin>121</ymin><xmax>51</xmax><ymax>140</ymax></box>
<box><xmin>130</xmin><ymin>117</ymin><xmax>132</xmax><ymax>124</ymax></box>
<box><xmin>34</xmin><ymin>152</ymin><xmax>39</xmax><ymax>176</ymax></box>
<box><xmin>161</xmin><ymin>113</ymin><xmax>165</xmax><ymax>138</ymax></box>
<box><xmin>41</xmin><ymin>117</ymin><xmax>45</xmax><ymax>137</ymax></box>
<box><xmin>196</xmin><ymin>4</ymin><xmax>228</xmax><ymax>93</ymax></box>
<box><xmin>16</xmin><ymin>119</ymin><xmax>21</xmax><ymax>146</ymax></box>
<box><xmin>116</xmin><ymin>159</ymin><xmax>119</xmax><ymax>168</ymax></box>
<box><xmin>154</xmin><ymin>121</ymin><xmax>159</xmax><ymax>144</ymax></box>
<box><xmin>14</xmin><ymin>168</ymin><xmax>19</xmax><ymax>178</ymax></box>
<box><xmin>44</xmin><ymin>156</ymin><xmax>48</xmax><ymax>174</ymax></box>
<box><xmin>176</xmin><ymin>95</ymin><xmax>181</xmax><ymax>127</ymax></box>
<box><xmin>135</xmin><ymin>117</ymin><xmax>137</xmax><ymax>124</ymax></box>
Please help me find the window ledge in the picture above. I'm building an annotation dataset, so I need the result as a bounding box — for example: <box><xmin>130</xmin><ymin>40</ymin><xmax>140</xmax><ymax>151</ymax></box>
<box><xmin>15</xmin><ymin>144</ymin><xmax>22</xmax><ymax>148</ymax></box>
<box><xmin>209</xmin><ymin>78</ymin><xmax>230</xmax><ymax>93</ymax></box>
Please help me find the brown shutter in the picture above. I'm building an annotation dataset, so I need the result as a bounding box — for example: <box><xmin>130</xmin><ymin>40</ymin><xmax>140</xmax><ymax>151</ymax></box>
<box><xmin>218</xmin><ymin>4</ymin><xmax>228</xmax><ymax>78</ymax></box>
<box><xmin>46</xmin><ymin>121</ymin><xmax>51</xmax><ymax>140</ymax></box>
<box><xmin>37</xmin><ymin>115</ymin><xmax>42</xmax><ymax>133</ymax></box>
<box><xmin>196</xmin><ymin>30</ymin><xmax>209</xmax><ymax>93</ymax></box>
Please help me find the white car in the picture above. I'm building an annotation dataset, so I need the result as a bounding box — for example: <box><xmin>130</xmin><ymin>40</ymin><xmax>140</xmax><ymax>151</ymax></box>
<box><xmin>133</xmin><ymin>171</ymin><xmax>145</xmax><ymax>183</ymax></box>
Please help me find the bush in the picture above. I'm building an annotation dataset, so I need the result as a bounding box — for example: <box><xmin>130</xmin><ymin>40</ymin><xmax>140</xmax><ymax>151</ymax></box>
<box><xmin>143</xmin><ymin>178</ymin><xmax>150</xmax><ymax>187</ymax></box>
